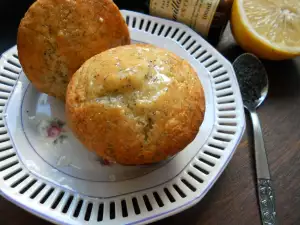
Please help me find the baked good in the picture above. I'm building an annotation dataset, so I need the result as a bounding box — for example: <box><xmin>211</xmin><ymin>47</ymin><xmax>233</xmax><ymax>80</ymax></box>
<box><xmin>66</xmin><ymin>44</ymin><xmax>205</xmax><ymax>165</ymax></box>
<box><xmin>17</xmin><ymin>0</ymin><xmax>130</xmax><ymax>100</ymax></box>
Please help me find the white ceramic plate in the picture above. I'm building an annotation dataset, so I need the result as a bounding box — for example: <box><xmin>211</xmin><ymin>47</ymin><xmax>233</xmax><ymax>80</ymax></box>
<box><xmin>0</xmin><ymin>11</ymin><xmax>245</xmax><ymax>225</ymax></box>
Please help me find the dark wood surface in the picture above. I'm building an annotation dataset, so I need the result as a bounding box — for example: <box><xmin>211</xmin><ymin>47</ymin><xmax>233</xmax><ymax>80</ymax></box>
<box><xmin>1</xmin><ymin>1</ymin><xmax>300</xmax><ymax>225</ymax></box>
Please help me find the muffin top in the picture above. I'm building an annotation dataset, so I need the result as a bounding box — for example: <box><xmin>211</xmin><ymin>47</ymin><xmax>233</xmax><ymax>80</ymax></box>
<box><xmin>66</xmin><ymin>44</ymin><xmax>205</xmax><ymax>165</ymax></box>
<box><xmin>17</xmin><ymin>0</ymin><xmax>130</xmax><ymax>100</ymax></box>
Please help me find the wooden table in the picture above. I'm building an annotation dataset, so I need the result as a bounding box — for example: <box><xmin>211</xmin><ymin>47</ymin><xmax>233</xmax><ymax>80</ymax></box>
<box><xmin>1</xmin><ymin>1</ymin><xmax>300</xmax><ymax>225</ymax></box>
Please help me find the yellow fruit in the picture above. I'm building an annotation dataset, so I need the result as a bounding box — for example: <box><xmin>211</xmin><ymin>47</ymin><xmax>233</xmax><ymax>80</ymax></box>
<box><xmin>231</xmin><ymin>0</ymin><xmax>300</xmax><ymax>60</ymax></box>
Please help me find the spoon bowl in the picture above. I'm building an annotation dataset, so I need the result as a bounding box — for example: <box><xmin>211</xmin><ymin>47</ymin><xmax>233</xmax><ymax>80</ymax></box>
<box><xmin>233</xmin><ymin>53</ymin><xmax>269</xmax><ymax>110</ymax></box>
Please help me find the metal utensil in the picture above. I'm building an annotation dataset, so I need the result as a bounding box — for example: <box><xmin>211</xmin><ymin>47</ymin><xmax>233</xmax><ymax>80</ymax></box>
<box><xmin>233</xmin><ymin>53</ymin><xmax>276</xmax><ymax>225</ymax></box>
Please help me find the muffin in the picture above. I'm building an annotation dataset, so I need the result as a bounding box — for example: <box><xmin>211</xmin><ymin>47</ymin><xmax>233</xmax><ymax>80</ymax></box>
<box><xmin>66</xmin><ymin>44</ymin><xmax>205</xmax><ymax>165</ymax></box>
<box><xmin>17</xmin><ymin>0</ymin><xmax>130</xmax><ymax>100</ymax></box>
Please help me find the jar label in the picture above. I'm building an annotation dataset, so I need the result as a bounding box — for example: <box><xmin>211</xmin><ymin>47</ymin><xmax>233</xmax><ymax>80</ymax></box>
<box><xmin>149</xmin><ymin>0</ymin><xmax>220</xmax><ymax>37</ymax></box>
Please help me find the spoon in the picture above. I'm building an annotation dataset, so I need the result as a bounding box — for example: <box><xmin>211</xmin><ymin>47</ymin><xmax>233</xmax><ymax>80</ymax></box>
<box><xmin>233</xmin><ymin>53</ymin><xmax>276</xmax><ymax>225</ymax></box>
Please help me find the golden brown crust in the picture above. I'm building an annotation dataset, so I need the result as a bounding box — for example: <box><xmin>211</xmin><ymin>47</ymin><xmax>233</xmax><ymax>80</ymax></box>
<box><xmin>17</xmin><ymin>0</ymin><xmax>130</xmax><ymax>100</ymax></box>
<box><xmin>66</xmin><ymin>44</ymin><xmax>205</xmax><ymax>165</ymax></box>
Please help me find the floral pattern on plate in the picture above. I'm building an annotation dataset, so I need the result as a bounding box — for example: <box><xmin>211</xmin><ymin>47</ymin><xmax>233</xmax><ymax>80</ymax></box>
<box><xmin>97</xmin><ymin>157</ymin><xmax>115</xmax><ymax>166</ymax></box>
<box><xmin>37</xmin><ymin>116</ymin><xmax>115</xmax><ymax>167</ymax></box>
<box><xmin>37</xmin><ymin>118</ymin><xmax>68</xmax><ymax>145</ymax></box>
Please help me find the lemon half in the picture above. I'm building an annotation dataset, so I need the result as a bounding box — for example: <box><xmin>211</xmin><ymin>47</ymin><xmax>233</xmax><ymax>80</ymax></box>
<box><xmin>231</xmin><ymin>0</ymin><xmax>300</xmax><ymax>60</ymax></box>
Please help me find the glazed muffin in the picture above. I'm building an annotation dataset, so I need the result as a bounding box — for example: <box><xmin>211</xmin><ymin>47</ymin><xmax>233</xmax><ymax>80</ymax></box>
<box><xmin>17</xmin><ymin>0</ymin><xmax>130</xmax><ymax>100</ymax></box>
<box><xmin>66</xmin><ymin>44</ymin><xmax>205</xmax><ymax>165</ymax></box>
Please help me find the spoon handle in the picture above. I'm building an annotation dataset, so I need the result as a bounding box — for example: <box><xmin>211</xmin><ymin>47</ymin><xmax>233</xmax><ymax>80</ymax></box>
<box><xmin>249</xmin><ymin>110</ymin><xmax>276</xmax><ymax>225</ymax></box>
<box><xmin>257</xmin><ymin>178</ymin><xmax>276</xmax><ymax>225</ymax></box>
<box><xmin>249</xmin><ymin>110</ymin><xmax>270</xmax><ymax>179</ymax></box>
